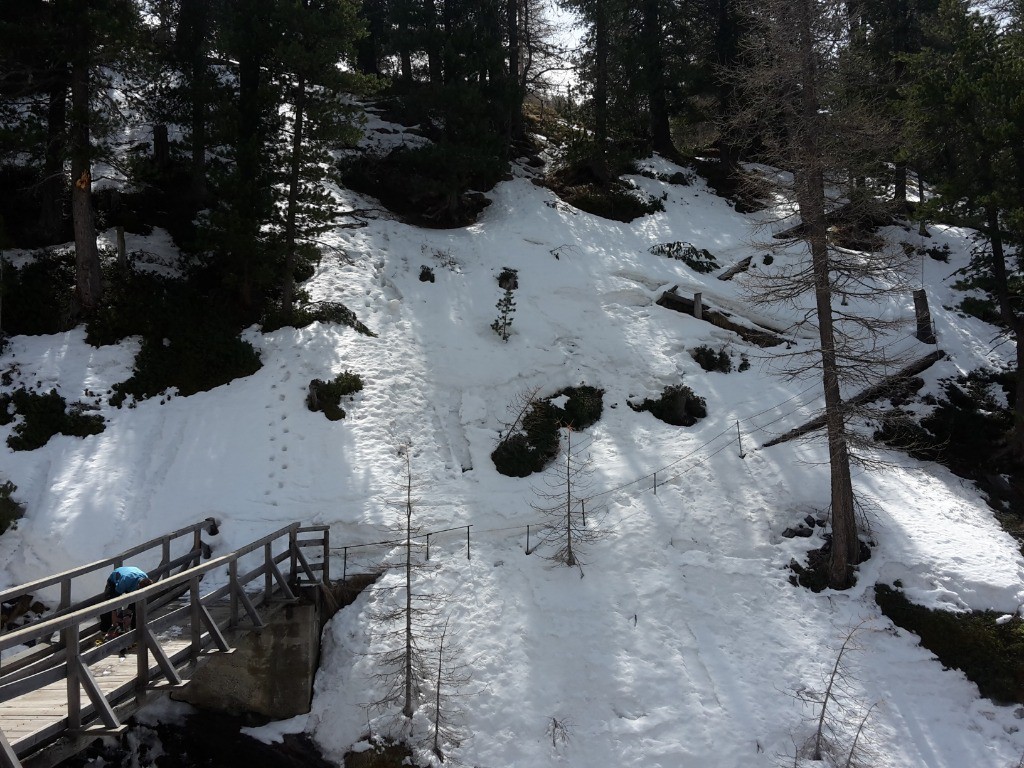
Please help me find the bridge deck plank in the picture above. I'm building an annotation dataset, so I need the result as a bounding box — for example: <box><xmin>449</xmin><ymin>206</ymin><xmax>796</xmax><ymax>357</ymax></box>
<box><xmin>1</xmin><ymin>633</ymin><xmax>194</xmax><ymax>754</ymax></box>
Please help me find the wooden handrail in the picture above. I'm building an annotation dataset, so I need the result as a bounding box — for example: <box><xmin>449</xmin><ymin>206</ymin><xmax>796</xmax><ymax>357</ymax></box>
<box><xmin>0</xmin><ymin>519</ymin><xmax>333</xmax><ymax>768</ymax></box>
<box><xmin>0</xmin><ymin>523</ymin><xmax>299</xmax><ymax>653</ymax></box>
<box><xmin>0</xmin><ymin>518</ymin><xmax>218</xmax><ymax>606</ymax></box>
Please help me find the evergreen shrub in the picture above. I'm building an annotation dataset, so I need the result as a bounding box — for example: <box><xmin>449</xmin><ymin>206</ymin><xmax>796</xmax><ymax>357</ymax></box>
<box><xmin>958</xmin><ymin>296</ymin><xmax>1002</xmax><ymax>326</ymax></box>
<box><xmin>649</xmin><ymin>242</ymin><xmax>720</xmax><ymax>273</ymax></box>
<box><xmin>307</xmin><ymin>370</ymin><xmax>364</xmax><ymax>421</ymax></box>
<box><xmin>0</xmin><ymin>251</ymin><xmax>75</xmax><ymax>335</ymax></box>
<box><xmin>875</xmin><ymin>584</ymin><xmax>1024</xmax><ymax>704</ymax></box>
<box><xmin>86</xmin><ymin>264</ymin><xmax>183</xmax><ymax>346</ymax></box>
<box><xmin>342</xmin><ymin>739</ymin><xmax>413</xmax><ymax>768</ymax></box>
<box><xmin>263</xmin><ymin>301</ymin><xmax>376</xmax><ymax>337</ymax></box>
<box><xmin>629</xmin><ymin>384</ymin><xmax>707</xmax><ymax>427</ymax></box>
<box><xmin>110</xmin><ymin>321</ymin><xmax>261</xmax><ymax>406</ymax></box>
<box><xmin>0</xmin><ymin>480</ymin><xmax>24</xmax><ymax>535</ymax></box>
<box><xmin>546</xmin><ymin>141</ymin><xmax>664</xmax><ymax>222</ymax></box>
<box><xmin>342</xmin><ymin>141</ymin><xmax>503</xmax><ymax>228</ymax></box>
<box><xmin>492</xmin><ymin>386</ymin><xmax>605</xmax><ymax>477</ymax></box>
<box><xmin>4</xmin><ymin>388</ymin><xmax>104</xmax><ymax>451</ymax></box>
<box><xmin>691</xmin><ymin>344</ymin><xmax>732</xmax><ymax>373</ymax></box>
<box><xmin>565</xmin><ymin>186</ymin><xmax>664</xmax><ymax>222</ymax></box>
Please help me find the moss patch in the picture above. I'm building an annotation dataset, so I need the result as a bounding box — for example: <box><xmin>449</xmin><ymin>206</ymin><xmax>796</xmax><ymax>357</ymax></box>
<box><xmin>875</xmin><ymin>584</ymin><xmax>1024</xmax><ymax>705</ymax></box>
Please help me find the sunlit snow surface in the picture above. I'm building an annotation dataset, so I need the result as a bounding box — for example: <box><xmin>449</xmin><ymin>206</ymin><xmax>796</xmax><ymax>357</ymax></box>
<box><xmin>1</xmin><ymin>154</ymin><xmax>1022</xmax><ymax>767</ymax></box>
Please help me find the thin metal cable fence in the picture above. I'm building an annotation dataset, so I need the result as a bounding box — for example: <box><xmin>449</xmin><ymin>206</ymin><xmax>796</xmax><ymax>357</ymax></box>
<box><xmin>326</xmin><ymin>332</ymin><xmax>942</xmax><ymax>576</ymax></box>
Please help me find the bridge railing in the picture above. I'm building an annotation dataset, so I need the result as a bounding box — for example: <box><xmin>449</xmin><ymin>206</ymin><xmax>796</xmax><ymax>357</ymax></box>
<box><xmin>0</xmin><ymin>521</ymin><xmax>331</xmax><ymax>762</ymax></box>
<box><xmin>0</xmin><ymin>517</ymin><xmax>220</xmax><ymax>632</ymax></box>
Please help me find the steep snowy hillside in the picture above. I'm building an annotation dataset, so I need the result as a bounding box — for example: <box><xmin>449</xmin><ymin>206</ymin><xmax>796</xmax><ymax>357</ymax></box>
<box><xmin>1</xmin><ymin>153</ymin><xmax>1022</xmax><ymax>767</ymax></box>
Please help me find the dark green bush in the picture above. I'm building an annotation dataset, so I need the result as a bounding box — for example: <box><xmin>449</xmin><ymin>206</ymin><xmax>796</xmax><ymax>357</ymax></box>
<box><xmin>959</xmin><ymin>296</ymin><xmax>1002</xmax><ymax>326</ymax></box>
<box><xmin>86</xmin><ymin>264</ymin><xmax>184</xmax><ymax>346</ymax></box>
<box><xmin>0</xmin><ymin>251</ymin><xmax>75</xmax><ymax>335</ymax></box>
<box><xmin>306</xmin><ymin>370</ymin><xmax>364</xmax><ymax>421</ymax></box>
<box><xmin>263</xmin><ymin>301</ymin><xmax>376</xmax><ymax>337</ymax></box>
<box><xmin>876</xmin><ymin>584</ymin><xmax>1024</xmax><ymax>704</ymax></box>
<box><xmin>492</xmin><ymin>386</ymin><xmax>605</xmax><ymax>477</ymax></box>
<box><xmin>110</xmin><ymin>322</ymin><xmax>262</xmax><ymax>405</ymax></box>
<box><xmin>342</xmin><ymin>140</ymin><xmax>504</xmax><ymax>228</ymax></box>
<box><xmin>552</xmin><ymin>385</ymin><xmax>604</xmax><ymax>430</ymax></box>
<box><xmin>343</xmin><ymin>738</ymin><xmax>413</xmax><ymax>768</ymax></box>
<box><xmin>649</xmin><ymin>242</ymin><xmax>720</xmax><ymax>273</ymax></box>
<box><xmin>629</xmin><ymin>384</ymin><xmax>707</xmax><ymax>427</ymax></box>
<box><xmin>0</xmin><ymin>480</ymin><xmax>24</xmax><ymax>535</ymax></box>
<box><xmin>562</xmin><ymin>185</ymin><xmax>664</xmax><ymax>222</ymax></box>
<box><xmin>5</xmin><ymin>388</ymin><xmax>105</xmax><ymax>451</ymax></box>
<box><xmin>691</xmin><ymin>344</ymin><xmax>732</xmax><ymax>373</ymax></box>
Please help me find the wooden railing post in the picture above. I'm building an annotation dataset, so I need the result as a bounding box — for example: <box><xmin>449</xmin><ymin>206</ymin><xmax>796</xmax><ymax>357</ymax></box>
<box><xmin>65</xmin><ymin>623</ymin><xmax>82</xmax><ymax>729</ymax></box>
<box><xmin>60</xmin><ymin>577</ymin><xmax>71</xmax><ymax>613</ymax></box>
<box><xmin>289</xmin><ymin>528</ymin><xmax>298</xmax><ymax>585</ymax></box>
<box><xmin>229</xmin><ymin>560</ymin><xmax>239</xmax><ymax>628</ymax></box>
<box><xmin>322</xmin><ymin>528</ymin><xmax>330</xmax><ymax>585</ymax></box>
<box><xmin>264</xmin><ymin>543</ymin><xmax>273</xmax><ymax>605</ymax></box>
<box><xmin>192</xmin><ymin>528</ymin><xmax>202</xmax><ymax>568</ymax></box>
<box><xmin>135</xmin><ymin>597</ymin><xmax>149</xmax><ymax>701</ymax></box>
<box><xmin>189</xmin><ymin>575</ymin><xmax>201</xmax><ymax>658</ymax></box>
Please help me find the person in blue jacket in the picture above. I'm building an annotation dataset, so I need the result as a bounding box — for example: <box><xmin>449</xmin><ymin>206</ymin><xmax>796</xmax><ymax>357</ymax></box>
<box><xmin>101</xmin><ymin>566</ymin><xmax>153</xmax><ymax>638</ymax></box>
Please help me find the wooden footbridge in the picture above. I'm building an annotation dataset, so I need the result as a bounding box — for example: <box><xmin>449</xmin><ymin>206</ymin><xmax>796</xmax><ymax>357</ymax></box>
<box><xmin>0</xmin><ymin>520</ymin><xmax>334</xmax><ymax>768</ymax></box>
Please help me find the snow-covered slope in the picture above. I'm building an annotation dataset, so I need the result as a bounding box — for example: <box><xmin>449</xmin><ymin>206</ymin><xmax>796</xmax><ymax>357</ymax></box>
<box><xmin>1</xmin><ymin>154</ymin><xmax>1022</xmax><ymax>767</ymax></box>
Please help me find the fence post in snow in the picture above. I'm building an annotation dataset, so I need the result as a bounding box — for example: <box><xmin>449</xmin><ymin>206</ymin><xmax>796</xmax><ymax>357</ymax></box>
<box><xmin>466</xmin><ymin>526</ymin><xmax>471</xmax><ymax>560</ymax></box>
<box><xmin>736</xmin><ymin>420</ymin><xmax>745</xmax><ymax>459</ymax></box>
<box><xmin>525</xmin><ymin>525</ymin><xmax>531</xmax><ymax>554</ymax></box>
<box><xmin>425</xmin><ymin>533</ymin><xmax>431</xmax><ymax>561</ymax></box>
<box><xmin>693</xmin><ymin>292</ymin><xmax>703</xmax><ymax>321</ymax></box>
<box><xmin>342</xmin><ymin>547</ymin><xmax>348</xmax><ymax>584</ymax></box>
<box><xmin>653</xmin><ymin>472</ymin><xmax>658</xmax><ymax>495</ymax></box>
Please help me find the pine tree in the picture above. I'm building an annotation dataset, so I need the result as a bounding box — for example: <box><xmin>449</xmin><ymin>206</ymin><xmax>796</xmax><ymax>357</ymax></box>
<box><xmin>903</xmin><ymin>0</ymin><xmax>1024</xmax><ymax>460</ymax></box>
<box><xmin>491</xmin><ymin>287</ymin><xmax>516</xmax><ymax>341</ymax></box>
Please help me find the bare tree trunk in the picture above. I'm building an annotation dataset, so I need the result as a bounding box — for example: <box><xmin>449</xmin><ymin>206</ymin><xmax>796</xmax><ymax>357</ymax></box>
<box><xmin>70</xmin><ymin>9</ymin><xmax>102</xmax><ymax>313</ymax></box>
<box><xmin>403</xmin><ymin>452</ymin><xmax>415</xmax><ymax>718</ymax></box>
<box><xmin>282</xmin><ymin>75</ymin><xmax>305</xmax><ymax>317</ymax></box>
<box><xmin>642</xmin><ymin>0</ymin><xmax>674</xmax><ymax>157</ymax></box>
<box><xmin>793</xmin><ymin>0</ymin><xmax>858</xmax><ymax>588</ymax></box>
<box><xmin>40</xmin><ymin>68</ymin><xmax>68</xmax><ymax>244</ymax></box>
<box><xmin>986</xmin><ymin>205</ymin><xmax>1024</xmax><ymax>459</ymax></box>
<box><xmin>424</xmin><ymin>0</ymin><xmax>442</xmax><ymax>83</ymax></box>
<box><xmin>893</xmin><ymin>160</ymin><xmax>907</xmax><ymax>207</ymax></box>
<box><xmin>507</xmin><ymin>0</ymin><xmax>523</xmax><ymax>147</ymax></box>
<box><xmin>593</xmin><ymin>0</ymin><xmax>609</xmax><ymax>148</ymax></box>
<box><xmin>564</xmin><ymin>430</ymin><xmax>575</xmax><ymax>567</ymax></box>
